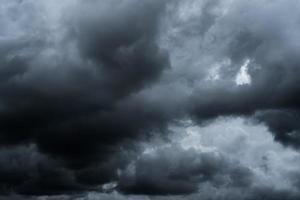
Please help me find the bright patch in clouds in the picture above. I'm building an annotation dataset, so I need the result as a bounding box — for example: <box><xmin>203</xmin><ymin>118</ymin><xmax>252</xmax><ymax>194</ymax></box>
<box><xmin>236</xmin><ymin>59</ymin><xmax>251</xmax><ymax>85</ymax></box>
<box><xmin>164</xmin><ymin>118</ymin><xmax>300</xmax><ymax>193</ymax></box>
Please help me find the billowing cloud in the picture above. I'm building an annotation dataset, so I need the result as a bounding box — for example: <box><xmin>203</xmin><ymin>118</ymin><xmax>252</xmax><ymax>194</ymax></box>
<box><xmin>1</xmin><ymin>0</ymin><xmax>300</xmax><ymax>199</ymax></box>
<box><xmin>184</xmin><ymin>0</ymin><xmax>300</xmax><ymax>146</ymax></box>
<box><xmin>2</xmin><ymin>118</ymin><xmax>300</xmax><ymax>199</ymax></box>
<box><xmin>118</xmin><ymin>145</ymin><xmax>252</xmax><ymax>195</ymax></box>
<box><xmin>0</xmin><ymin>0</ymin><xmax>172</xmax><ymax>195</ymax></box>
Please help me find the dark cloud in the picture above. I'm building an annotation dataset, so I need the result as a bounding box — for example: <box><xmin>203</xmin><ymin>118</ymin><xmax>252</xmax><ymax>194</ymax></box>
<box><xmin>1</xmin><ymin>0</ymin><xmax>300</xmax><ymax>198</ymax></box>
<box><xmin>0</xmin><ymin>0</ymin><xmax>172</xmax><ymax>195</ymax></box>
<box><xmin>118</xmin><ymin>145</ymin><xmax>252</xmax><ymax>195</ymax></box>
<box><xmin>69</xmin><ymin>0</ymin><xmax>170</xmax><ymax>97</ymax></box>
<box><xmin>186</xmin><ymin>0</ymin><xmax>300</xmax><ymax>148</ymax></box>
<box><xmin>0</xmin><ymin>145</ymin><xmax>86</xmax><ymax>195</ymax></box>
<box><xmin>254</xmin><ymin>110</ymin><xmax>300</xmax><ymax>148</ymax></box>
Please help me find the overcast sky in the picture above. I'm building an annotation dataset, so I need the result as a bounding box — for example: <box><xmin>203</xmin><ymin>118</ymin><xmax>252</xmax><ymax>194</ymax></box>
<box><xmin>1</xmin><ymin>0</ymin><xmax>300</xmax><ymax>199</ymax></box>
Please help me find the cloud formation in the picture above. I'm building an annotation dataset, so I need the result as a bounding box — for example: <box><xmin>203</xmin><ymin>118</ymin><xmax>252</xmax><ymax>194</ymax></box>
<box><xmin>1</xmin><ymin>0</ymin><xmax>300</xmax><ymax>199</ymax></box>
<box><xmin>118</xmin><ymin>145</ymin><xmax>252</xmax><ymax>195</ymax></box>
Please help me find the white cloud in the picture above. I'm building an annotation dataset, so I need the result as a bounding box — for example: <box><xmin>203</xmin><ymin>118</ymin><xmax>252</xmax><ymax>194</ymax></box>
<box><xmin>236</xmin><ymin>59</ymin><xmax>251</xmax><ymax>85</ymax></box>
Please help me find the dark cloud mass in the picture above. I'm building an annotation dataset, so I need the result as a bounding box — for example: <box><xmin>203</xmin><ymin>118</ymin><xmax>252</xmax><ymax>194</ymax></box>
<box><xmin>0</xmin><ymin>0</ymin><xmax>172</xmax><ymax>195</ymax></box>
<box><xmin>118</xmin><ymin>145</ymin><xmax>252</xmax><ymax>195</ymax></box>
<box><xmin>1</xmin><ymin>0</ymin><xmax>300</xmax><ymax>199</ymax></box>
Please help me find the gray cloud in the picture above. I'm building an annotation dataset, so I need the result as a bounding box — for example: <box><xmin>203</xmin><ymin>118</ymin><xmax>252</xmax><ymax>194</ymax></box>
<box><xmin>1</xmin><ymin>0</ymin><xmax>300</xmax><ymax>199</ymax></box>
<box><xmin>0</xmin><ymin>0</ymin><xmax>172</xmax><ymax>195</ymax></box>
<box><xmin>118</xmin><ymin>145</ymin><xmax>252</xmax><ymax>195</ymax></box>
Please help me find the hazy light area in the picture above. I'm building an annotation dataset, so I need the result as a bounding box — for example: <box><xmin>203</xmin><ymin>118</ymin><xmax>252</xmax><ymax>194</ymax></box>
<box><xmin>236</xmin><ymin>59</ymin><xmax>251</xmax><ymax>85</ymax></box>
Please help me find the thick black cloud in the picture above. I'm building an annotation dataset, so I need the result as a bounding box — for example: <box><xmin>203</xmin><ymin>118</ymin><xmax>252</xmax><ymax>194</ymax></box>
<box><xmin>0</xmin><ymin>0</ymin><xmax>172</xmax><ymax>195</ymax></box>
<box><xmin>0</xmin><ymin>145</ymin><xmax>87</xmax><ymax>195</ymax></box>
<box><xmin>0</xmin><ymin>0</ymin><xmax>170</xmax><ymax>145</ymax></box>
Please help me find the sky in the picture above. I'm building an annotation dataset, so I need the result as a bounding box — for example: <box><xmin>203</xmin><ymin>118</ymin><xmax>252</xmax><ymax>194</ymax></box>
<box><xmin>1</xmin><ymin>0</ymin><xmax>300</xmax><ymax>199</ymax></box>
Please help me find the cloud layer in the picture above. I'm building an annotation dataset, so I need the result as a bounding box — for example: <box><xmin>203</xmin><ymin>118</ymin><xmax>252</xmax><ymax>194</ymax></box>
<box><xmin>1</xmin><ymin>0</ymin><xmax>300</xmax><ymax>199</ymax></box>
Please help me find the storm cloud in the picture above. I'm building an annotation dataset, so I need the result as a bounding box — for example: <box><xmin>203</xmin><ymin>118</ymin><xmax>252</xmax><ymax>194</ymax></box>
<box><xmin>1</xmin><ymin>0</ymin><xmax>300</xmax><ymax>199</ymax></box>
